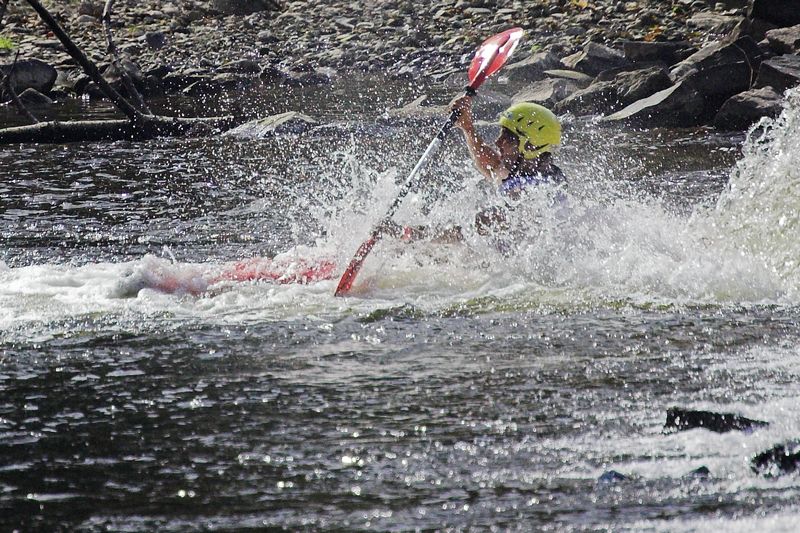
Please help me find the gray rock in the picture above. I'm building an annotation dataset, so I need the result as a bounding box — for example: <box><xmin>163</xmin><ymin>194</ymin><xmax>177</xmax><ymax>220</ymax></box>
<box><xmin>748</xmin><ymin>0</ymin><xmax>800</xmax><ymax>28</ymax></box>
<box><xmin>603</xmin><ymin>79</ymin><xmax>705</xmax><ymax>127</ymax></box>
<box><xmin>622</xmin><ymin>40</ymin><xmax>697</xmax><ymax>66</ymax></box>
<box><xmin>561</xmin><ymin>42</ymin><xmax>630</xmax><ymax>77</ymax></box>
<box><xmin>144</xmin><ymin>32</ymin><xmax>168</xmax><ymax>50</ymax></box>
<box><xmin>512</xmin><ymin>78</ymin><xmax>583</xmax><ymax>108</ymax></box>
<box><xmin>755</xmin><ymin>54</ymin><xmax>800</xmax><ymax>94</ymax></box>
<box><xmin>765</xmin><ymin>25</ymin><xmax>800</xmax><ymax>55</ymax></box>
<box><xmin>555</xmin><ymin>66</ymin><xmax>672</xmax><ymax>116</ymax></box>
<box><xmin>16</xmin><ymin>87</ymin><xmax>54</xmax><ymax>106</ymax></box>
<box><xmin>211</xmin><ymin>0</ymin><xmax>281</xmax><ymax>15</ymax></box>
<box><xmin>223</xmin><ymin>112</ymin><xmax>319</xmax><ymax>139</ymax></box>
<box><xmin>688</xmin><ymin>12</ymin><xmax>742</xmax><ymax>35</ymax></box>
<box><xmin>714</xmin><ymin>86</ymin><xmax>783</xmax><ymax>130</ymax></box>
<box><xmin>543</xmin><ymin>69</ymin><xmax>593</xmax><ymax>88</ymax></box>
<box><xmin>671</xmin><ymin>36</ymin><xmax>763</xmax><ymax>83</ymax></box>
<box><xmin>503</xmin><ymin>51</ymin><xmax>562</xmax><ymax>83</ymax></box>
<box><xmin>0</xmin><ymin>58</ymin><xmax>57</xmax><ymax>97</ymax></box>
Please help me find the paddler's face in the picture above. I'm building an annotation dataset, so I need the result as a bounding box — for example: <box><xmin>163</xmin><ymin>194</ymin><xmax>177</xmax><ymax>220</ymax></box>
<box><xmin>496</xmin><ymin>128</ymin><xmax>520</xmax><ymax>168</ymax></box>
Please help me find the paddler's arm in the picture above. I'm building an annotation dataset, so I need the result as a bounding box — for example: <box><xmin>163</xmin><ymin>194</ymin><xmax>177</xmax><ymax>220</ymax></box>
<box><xmin>451</xmin><ymin>95</ymin><xmax>510</xmax><ymax>183</ymax></box>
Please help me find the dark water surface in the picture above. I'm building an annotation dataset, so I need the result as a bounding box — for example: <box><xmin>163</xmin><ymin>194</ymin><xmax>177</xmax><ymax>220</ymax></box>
<box><xmin>2</xmin><ymin>78</ymin><xmax>800</xmax><ymax>531</ymax></box>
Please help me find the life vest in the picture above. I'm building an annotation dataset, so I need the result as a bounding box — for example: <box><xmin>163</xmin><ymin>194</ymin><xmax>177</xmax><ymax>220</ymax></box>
<box><xmin>499</xmin><ymin>163</ymin><xmax>566</xmax><ymax>195</ymax></box>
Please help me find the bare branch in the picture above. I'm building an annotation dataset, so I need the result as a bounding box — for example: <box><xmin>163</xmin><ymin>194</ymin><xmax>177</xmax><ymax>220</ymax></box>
<box><xmin>1</xmin><ymin>50</ymin><xmax>39</xmax><ymax>124</ymax></box>
<box><xmin>24</xmin><ymin>0</ymin><xmax>144</xmax><ymax>123</ymax></box>
<box><xmin>102</xmin><ymin>0</ymin><xmax>152</xmax><ymax>115</ymax></box>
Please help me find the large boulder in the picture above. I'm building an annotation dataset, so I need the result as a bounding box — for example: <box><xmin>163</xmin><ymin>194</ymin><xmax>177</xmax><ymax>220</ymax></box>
<box><xmin>560</xmin><ymin>42</ymin><xmax>630</xmax><ymax>77</ymax></box>
<box><xmin>765</xmin><ymin>25</ymin><xmax>800</xmax><ymax>55</ymax></box>
<box><xmin>602</xmin><ymin>79</ymin><xmax>705</xmax><ymax>127</ymax></box>
<box><xmin>748</xmin><ymin>0</ymin><xmax>800</xmax><ymax>28</ymax></box>
<box><xmin>223</xmin><ymin>112</ymin><xmax>319</xmax><ymax>139</ymax></box>
<box><xmin>511</xmin><ymin>78</ymin><xmax>583</xmax><ymax>108</ymax></box>
<box><xmin>555</xmin><ymin>66</ymin><xmax>672</xmax><ymax>116</ymax></box>
<box><xmin>0</xmin><ymin>58</ymin><xmax>57</xmax><ymax>97</ymax></box>
<box><xmin>622</xmin><ymin>40</ymin><xmax>696</xmax><ymax>66</ymax></box>
<box><xmin>670</xmin><ymin>36</ymin><xmax>765</xmax><ymax>119</ymax></box>
<box><xmin>755</xmin><ymin>54</ymin><xmax>800</xmax><ymax>94</ymax></box>
<box><xmin>714</xmin><ymin>86</ymin><xmax>783</xmax><ymax>130</ymax></box>
<box><xmin>502</xmin><ymin>51</ymin><xmax>563</xmax><ymax>83</ymax></box>
<box><xmin>211</xmin><ymin>0</ymin><xmax>281</xmax><ymax>15</ymax></box>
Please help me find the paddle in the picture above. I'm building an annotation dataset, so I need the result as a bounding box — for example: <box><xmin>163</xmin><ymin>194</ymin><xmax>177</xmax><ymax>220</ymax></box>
<box><xmin>334</xmin><ymin>27</ymin><xmax>524</xmax><ymax>297</ymax></box>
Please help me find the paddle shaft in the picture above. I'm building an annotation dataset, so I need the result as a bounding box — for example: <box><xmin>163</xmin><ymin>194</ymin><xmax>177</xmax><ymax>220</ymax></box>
<box><xmin>380</xmin><ymin>87</ymin><xmax>475</xmax><ymax>227</ymax></box>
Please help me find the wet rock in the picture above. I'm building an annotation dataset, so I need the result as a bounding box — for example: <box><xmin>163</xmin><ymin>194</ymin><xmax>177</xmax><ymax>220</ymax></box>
<box><xmin>755</xmin><ymin>54</ymin><xmax>800</xmax><ymax>94</ymax></box>
<box><xmin>15</xmin><ymin>87</ymin><xmax>54</xmax><ymax>106</ymax></box>
<box><xmin>714</xmin><ymin>85</ymin><xmax>783</xmax><ymax>130</ymax></box>
<box><xmin>622</xmin><ymin>40</ymin><xmax>697</xmax><ymax>66</ymax></box>
<box><xmin>751</xmin><ymin>441</ymin><xmax>800</xmax><ymax>477</ymax></box>
<box><xmin>748</xmin><ymin>0</ymin><xmax>800</xmax><ymax>28</ymax></box>
<box><xmin>223</xmin><ymin>111</ymin><xmax>319</xmax><ymax>139</ymax></box>
<box><xmin>0</xmin><ymin>58</ymin><xmax>57</xmax><ymax>97</ymax></box>
<box><xmin>555</xmin><ymin>66</ymin><xmax>672</xmax><ymax>116</ymax></box>
<box><xmin>512</xmin><ymin>78</ymin><xmax>583</xmax><ymax>108</ymax></box>
<box><xmin>597</xmin><ymin>470</ymin><xmax>626</xmax><ymax>483</ymax></box>
<box><xmin>543</xmin><ymin>69</ymin><xmax>593</xmax><ymax>88</ymax></box>
<box><xmin>662</xmin><ymin>407</ymin><xmax>769</xmax><ymax>433</ymax></box>
<box><xmin>684</xmin><ymin>466</ymin><xmax>711</xmax><ymax>479</ymax></box>
<box><xmin>765</xmin><ymin>25</ymin><xmax>800</xmax><ymax>55</ymax></box>
<box><xmin>211</xmin><ymin>0</ymin><xmax>281</xmax><ymax>16</ymax></box>
<box><xmin>503</xmin><ymin>51</ymin><xmax>563</xmax><ymax>83</ymax></box>
<box><xmin>561</xmin><ymin>42</ymin><xmax>630</xmax><ymax>77</ymax></box>
<box><xmin>603</xmin><ymin>79</ymin><xmax>706</xmax><ymax>127</ymax></box>
<box><xmin>144</xmin><ymin>32</ymin><xmax>168</xmax><ymax>50</ymax></box>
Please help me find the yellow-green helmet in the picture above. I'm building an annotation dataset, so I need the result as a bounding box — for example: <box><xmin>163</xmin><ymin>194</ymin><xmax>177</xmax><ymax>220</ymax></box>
<box><xmin>498</xmin><ymin>102</ymin><xmax>561</xmax><ymax>160</ymax></box>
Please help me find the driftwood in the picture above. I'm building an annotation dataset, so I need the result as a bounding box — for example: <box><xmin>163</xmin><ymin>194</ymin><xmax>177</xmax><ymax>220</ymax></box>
<box><xmin>0</xmin><ymin>115</ymin><xmax>235</xmax><ymax>143</ymax></box>
<box><xmin>0</xmin><ymin>0</ymin><xmax>241</xmax><ymax>144</ymax></box>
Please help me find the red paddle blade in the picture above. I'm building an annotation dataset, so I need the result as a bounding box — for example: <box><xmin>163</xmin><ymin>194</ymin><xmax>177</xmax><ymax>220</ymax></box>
<box><xmin>334</xmin><ymin>231</ymin><xmax>381</xmax><ymax>297</ymax></box>
<box><xmin>468</xmin><ymin>27</ymin><xmax>524</xmax><ymax>89</ymax></box>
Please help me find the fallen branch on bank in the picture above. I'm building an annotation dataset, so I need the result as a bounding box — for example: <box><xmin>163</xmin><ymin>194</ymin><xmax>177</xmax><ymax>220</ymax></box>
<box><xmin>0</xmin><ymin>0</ymin><xmax>241</xmax><ymax>144</ymax></box>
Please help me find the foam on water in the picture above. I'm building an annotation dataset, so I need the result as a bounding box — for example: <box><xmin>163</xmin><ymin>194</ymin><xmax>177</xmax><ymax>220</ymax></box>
<box><xmin>3</xmin><ymin>88</ymin><xmax>800</xmax><ymax>335</ymax></box>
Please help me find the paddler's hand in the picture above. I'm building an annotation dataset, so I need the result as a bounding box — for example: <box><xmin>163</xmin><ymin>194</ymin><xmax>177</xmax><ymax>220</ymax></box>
<box><xmin>450</xmin><ymin>95</ymin><xmax>474</xmax><ymax>131</ymax></box>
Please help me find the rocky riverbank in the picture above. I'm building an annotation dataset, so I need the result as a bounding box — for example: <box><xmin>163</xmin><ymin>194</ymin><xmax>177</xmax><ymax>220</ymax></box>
<box><xmin>1</xmin><ymin>0</ymin><xmax>800</xmax><ymax>132</ymax></box>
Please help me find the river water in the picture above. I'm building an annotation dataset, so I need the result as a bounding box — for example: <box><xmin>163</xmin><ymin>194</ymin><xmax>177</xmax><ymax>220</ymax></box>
<box><xmin>1</xmin><ymin>78</ymin><xmax>800</xmax><ymax>531</ymax></box>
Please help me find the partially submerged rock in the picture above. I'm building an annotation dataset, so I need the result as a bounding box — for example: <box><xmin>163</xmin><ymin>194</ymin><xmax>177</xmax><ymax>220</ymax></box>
<box><xmin>223</xmin><ymin>111</ymin><xmax>318</xmax><ymax>139</ymax></box>
<box><xmin>752</xmin><ymin>441</ymin><xmax>800</xmax><ymax>477</ymax></box>
<box><xmin>714</xmin><ymin>86</ymin><xmax>783</xmax><ymax>130</ymax></box>
<box><xmin>662</xmin><ymin>407</ymin><xmax>769</xmax><ymax>434</ymax></box>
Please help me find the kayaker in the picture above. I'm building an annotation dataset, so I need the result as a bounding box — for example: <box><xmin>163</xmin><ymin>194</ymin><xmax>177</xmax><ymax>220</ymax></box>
<box><xmin>382</xmin><ymin>97</ymin><xmax>565</xmax><ymax>242</ymax></box>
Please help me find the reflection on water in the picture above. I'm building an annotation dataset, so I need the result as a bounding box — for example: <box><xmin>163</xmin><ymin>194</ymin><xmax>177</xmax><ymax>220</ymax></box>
<box><xmin>1</xmin><ymin>81</ymin><xmax>799</xmax><ymax>530</ymax></box>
